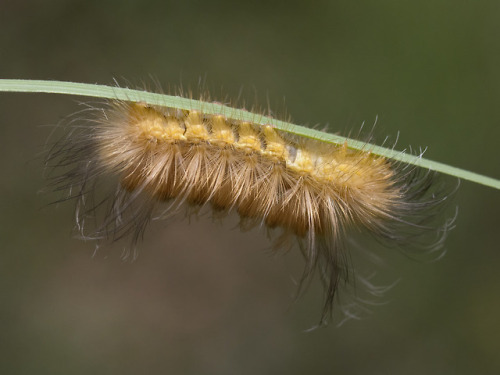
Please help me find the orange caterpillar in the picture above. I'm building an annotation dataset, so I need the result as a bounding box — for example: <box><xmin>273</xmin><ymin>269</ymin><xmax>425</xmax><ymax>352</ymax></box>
<box><xmin>48</xmin><ymin>97</ymin><xmax>453</xmax><ymax>323</ymax></box>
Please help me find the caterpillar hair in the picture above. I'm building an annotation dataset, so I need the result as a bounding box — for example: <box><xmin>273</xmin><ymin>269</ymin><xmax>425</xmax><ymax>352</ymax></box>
<box><xmin>45</xmin><ymin>86</ymin><xmax>455</xmax><ymax>324</ymax></box>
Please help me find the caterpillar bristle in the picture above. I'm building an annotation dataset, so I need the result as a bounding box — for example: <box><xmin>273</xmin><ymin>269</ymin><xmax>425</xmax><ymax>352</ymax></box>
<box><xmin>46</xmin><ymin>91</ymin><xmax>455</xmax><ymax>324</ymax></box>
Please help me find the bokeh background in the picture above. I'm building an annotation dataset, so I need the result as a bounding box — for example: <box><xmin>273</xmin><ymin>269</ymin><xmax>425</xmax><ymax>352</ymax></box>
<box><xmin>1</xmin><ymin>1</ymin><xmax>499</xmax><ymax>374</ymax></box>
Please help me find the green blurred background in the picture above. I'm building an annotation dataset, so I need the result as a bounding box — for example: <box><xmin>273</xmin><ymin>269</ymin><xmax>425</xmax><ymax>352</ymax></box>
<box><xmin>1</xmin><ymin>1</ymin><xmax>499</xmax><ymax>374</ymax></box>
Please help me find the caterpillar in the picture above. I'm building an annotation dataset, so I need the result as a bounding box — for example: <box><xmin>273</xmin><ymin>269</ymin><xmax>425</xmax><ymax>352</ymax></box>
<box><xmin>45</xmin><ymin>89</ymin><xmax>454</xmax><ymax>324</ymax></box>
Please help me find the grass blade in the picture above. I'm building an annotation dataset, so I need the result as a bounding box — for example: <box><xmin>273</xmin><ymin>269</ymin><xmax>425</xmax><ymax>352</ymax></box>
<box><xmin>0</xmin><ymin>79</ymin><xmax>498</xmax><ymax>189</ymax></box>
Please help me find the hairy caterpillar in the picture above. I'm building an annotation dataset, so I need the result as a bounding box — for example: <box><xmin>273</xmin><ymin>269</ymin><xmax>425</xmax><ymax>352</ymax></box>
<box><xmin>45</xmin><ymin>88</ymin><xmax>454</xmax><ymax>324</ymax></box>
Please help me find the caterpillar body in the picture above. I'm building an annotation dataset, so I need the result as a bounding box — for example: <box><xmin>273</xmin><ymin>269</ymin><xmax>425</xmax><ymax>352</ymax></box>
<box><xmin>48</xmin><ymin>94</ymin><xmax>453</xmax><ymax>323</ymax></box>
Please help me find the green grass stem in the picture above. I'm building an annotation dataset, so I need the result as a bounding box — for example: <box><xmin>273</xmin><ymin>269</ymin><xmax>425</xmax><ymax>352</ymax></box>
<box><xmin>0</xmin><ymin>79</ymin><xmax>498</xmax><ymax>189</ymax></box>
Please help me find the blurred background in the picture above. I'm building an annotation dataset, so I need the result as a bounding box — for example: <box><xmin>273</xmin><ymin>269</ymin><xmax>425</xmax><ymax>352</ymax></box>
<box><xmin>1</xmin><ymin>0</ymin><xmax>499</xmax><ymax>374</ymax></box>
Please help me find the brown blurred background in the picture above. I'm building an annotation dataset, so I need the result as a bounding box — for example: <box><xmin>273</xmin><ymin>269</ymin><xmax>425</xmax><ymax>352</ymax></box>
<box><xmin>1</xmin><ymin>1</ymin><xmax>499</xmax><ymax>374</ymax></box>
